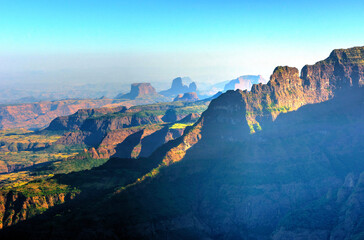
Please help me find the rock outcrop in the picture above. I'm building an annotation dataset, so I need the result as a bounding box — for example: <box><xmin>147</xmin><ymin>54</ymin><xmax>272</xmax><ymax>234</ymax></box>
<box><xmin>173</xmin><ymin>92</ymin><xmax>199</xmax><ymax>102</ymax></box>
<box><xmin>0</xmin><ymin>186</ymin><xmax>78</xmax><ymax>229</ymax></box>
<box><xmin>160</xmin><ymin>77</ymin><xmax>198</xmax><ymax>97</ymax></box>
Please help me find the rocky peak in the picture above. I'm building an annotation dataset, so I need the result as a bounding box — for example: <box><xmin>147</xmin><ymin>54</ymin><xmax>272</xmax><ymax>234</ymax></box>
<box><xmin>171</xmin><ymin>77</ymin><xmax>184</xmax><ymax>89</ymax></box>
<box><xmin>160</xmin><ymin>77</ymin><xmax>198</xmax><ymax>97</ymax></box>
<box><xmin>324</xmin><ymin>47</ymin><xmax>364</xmax><ymax>65</ymax></box>
<box><xmin>302</xmin><ymin>47</ymin><xmax>364</xmax><ymax>89</ymax></box>
<box><xmin>189</xmin><ymin>82</ymin><xmax>197</xmax><ymax>92</ymax></box>
<box><xmin>268</xmin><ymin>66</ymin><xmax>302</xmax><ymax>90</ymax></box>
<box><xmin>270</xmin><ymin>66</ymin><xmax>299</xmax><ymax>82</ymax></box>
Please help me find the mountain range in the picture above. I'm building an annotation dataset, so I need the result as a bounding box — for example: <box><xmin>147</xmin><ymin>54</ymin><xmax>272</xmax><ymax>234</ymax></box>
<box><xmin>0</xmin><ymin>46</ymin><xmax>363</xmax><ymax>239</ymax></box>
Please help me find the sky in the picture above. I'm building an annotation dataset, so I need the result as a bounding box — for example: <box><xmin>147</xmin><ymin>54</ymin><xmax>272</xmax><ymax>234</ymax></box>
<box><xmin>1</xmin><ymin>0</ymin><xmax>364</xmax><ymax>86</ymax></box>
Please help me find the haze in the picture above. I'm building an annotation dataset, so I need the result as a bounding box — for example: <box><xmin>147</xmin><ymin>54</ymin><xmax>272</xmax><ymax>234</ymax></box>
<box><xmin>1</xmin><ymin>0</ymin><xmax>364</xmax><ymax>86</ymax></box>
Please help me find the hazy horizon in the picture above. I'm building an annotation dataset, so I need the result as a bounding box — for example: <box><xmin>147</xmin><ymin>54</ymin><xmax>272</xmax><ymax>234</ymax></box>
<box><xmin>1</xmin><ymin>0</ymin><xmax>364</xmax><ymax>87</ymax></box>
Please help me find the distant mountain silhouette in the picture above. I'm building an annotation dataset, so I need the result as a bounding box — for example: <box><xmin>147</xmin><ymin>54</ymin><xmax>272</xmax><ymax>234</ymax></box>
<box><xmin>159</xmin><ymin>77</ymin><xmax>198</xmax><ymax>97</ymax></box>
<box><xmin>223</xmin><ymin>75</ymin><xmax>266</xmax><ymax>91</ymax></box>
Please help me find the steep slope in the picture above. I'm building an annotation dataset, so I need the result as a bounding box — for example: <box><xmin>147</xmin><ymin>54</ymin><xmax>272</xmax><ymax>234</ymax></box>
<box><xmin>46</xmin><ymin>106</ymin><xmax>127</xmax><ymax>131</ymax></box>
<box><xmin>54</xmin><ymin>101</ymin><xmax>209</xmax><ymax>148</ymax></box>
<box><xmin>0</xmin><ymin>180</ymin><xmax>79</xmax><ymax>229</ymax></box>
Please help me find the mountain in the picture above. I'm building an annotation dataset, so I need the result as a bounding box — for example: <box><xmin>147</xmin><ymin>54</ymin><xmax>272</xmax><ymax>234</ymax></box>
<box><xmin>115</xmin><ymin>83</ymin><xmax>165</xmax><ymax>100</ymax></box>
<box><xmin>223</xmin><ymin>74</ymin><xmax>267</xmax><ymax>92</ymax></box>
<box><xmin>0</xmin><ymin>84</ymin><xmax>174</xmax><ymax>131</ymax></box>
<box><xmin>160</xmin><ymin>77</ymin><xmax>198</xmax><ymax>97</ymax></box>
<box><xmin>173</xmin><ymin>92</ymin><xmax>199</xmax><ymax>102</ymax></box>
<box><xmin>46</xmin><ymin>100</ymin><xmax>209</xmax><ymax>159</ymax></box>
<box><xmin>46</xmin><ymin>106</ymin><xmax>127</xmax><ymax>131</ymax></box>
<box><xmin>0</xmin><ymin>46</ymin><xmax>364</xmax><ymax>239</ymax></box>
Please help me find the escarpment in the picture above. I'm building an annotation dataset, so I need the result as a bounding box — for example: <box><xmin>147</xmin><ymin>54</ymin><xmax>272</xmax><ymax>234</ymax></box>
<box><xmin>0</xmin><ymin>187</ymin><xmax>78</xmax><ymax>229</ymax></box>
<box><xmin>148</xmin><ymin>46</ymin><xmax>364</xmax><ymax>167</ymax></box>
<box><xmin>208</xmin><ymin>48</ymin><xmax>364</xmax><ymax>136</ymax></box>
<box><xmin>46</xmin><ymin>106</ymin><xmax>127</xmax><ymax>131</ymax></box>
<box><xmin>51</xmin><ymin>101</ymin><xmax>208</xmax><ymax>160</ymax></box>
<box><xmin>0</xmin><ymin>99</ymin><xmax>130</xmax><ymax>130</ymax></box>
<box><xmin>1</xmin><ymin>47</ymin><xmax>364</xmax><ymax>240</ymax></box>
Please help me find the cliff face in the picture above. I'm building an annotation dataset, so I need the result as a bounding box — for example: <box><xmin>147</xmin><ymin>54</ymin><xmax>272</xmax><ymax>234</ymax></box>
<box><xmin>153</xmin><ymin>48</ymin><xmax>364</xmax><ymax>167</ymax></box>
<box><xmin>0</xmin><ymin>188</ymin><xmax>78</xmax><ymax>229</ymax></box>
<box><xmin>54</xmin><ymin>101</ymin><xmax>208</xmax><ymax>147</ymax></box>
<box><xmin>51</xmin><ymin>101</ymin><xmax>208</xmax><ymax>163</ymax></box>
<box><xmin>46</xmin><ymin>106</ymin><xmax>127</xmax><ymax>131</ymax></box>
<box><xmin>98</xmin><ymin>126</ymin><xmax>184</xmax><ymax>159</ymax></box>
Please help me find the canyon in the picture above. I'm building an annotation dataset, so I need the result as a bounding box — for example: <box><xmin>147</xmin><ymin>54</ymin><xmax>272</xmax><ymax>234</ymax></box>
<box><xmin>0</xmin><ymin>46</ymin><xmax>363</xmax><ymax>239</ymax></box>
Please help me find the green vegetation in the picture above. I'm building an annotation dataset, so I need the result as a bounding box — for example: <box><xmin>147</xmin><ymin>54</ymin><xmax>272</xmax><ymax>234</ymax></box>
<box><xmin>319</xmin><ymin>47</ymin><xmax>364</xmax><ymax>65</ymax></box>
<box><xmin>247</xmin><ymin>121</ymin><xmax>262</xmax><ymax>134</ymax></box>
<box><xmin>0</xmin><ymin>129</ymin><xmax>61</xmax><ymax>151</ymax></box>
<box><xmin>14</xmin><ymin>178</ymin><xmax>79</xmax><ymax>198</ymax></box>
<box><xmin>35</xmin><ymin>151</ymin><xmax>109</xmax><ymax>175</ymax></box>
<box><xmin>266</xmin><ymin>103</ymin><xmax>291</xmax><ymax>113</ymax></box>
<box><xmin>169</xmin><ymin>123</ymin><xmax>194</xmax><ymax>129</ymax></box>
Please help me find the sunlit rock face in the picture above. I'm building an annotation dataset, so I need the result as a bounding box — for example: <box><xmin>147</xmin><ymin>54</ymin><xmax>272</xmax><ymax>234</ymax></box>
<box><xmin>1</xmin><ymin>47</ymin><xmax>364</xmax><ymax>240</ymax></box>
<box><xmin>110</xmin><ymin>46</ymin><xmax>364</xmax><ymax>238</ymax></box>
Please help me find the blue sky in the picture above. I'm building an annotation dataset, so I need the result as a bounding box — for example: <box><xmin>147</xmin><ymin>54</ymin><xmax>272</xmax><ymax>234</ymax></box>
<box><xmin>1</xmin><ymin>0</ymin><xmax>364</xmax><ymax>84</ymax></box>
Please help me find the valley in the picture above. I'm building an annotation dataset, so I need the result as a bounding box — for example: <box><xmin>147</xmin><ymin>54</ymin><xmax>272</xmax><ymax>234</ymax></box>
<box><xmin>0</xmin><ymin>46</ymin><xmax>363</xmax><ymax>239</ymax></box>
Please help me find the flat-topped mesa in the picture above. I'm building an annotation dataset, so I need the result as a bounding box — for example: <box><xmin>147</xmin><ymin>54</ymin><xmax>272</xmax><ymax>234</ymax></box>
<box><xmin>116</xmin><ymin>83</ymin><xmax>158</xmax><ymax>100</ymax></box>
